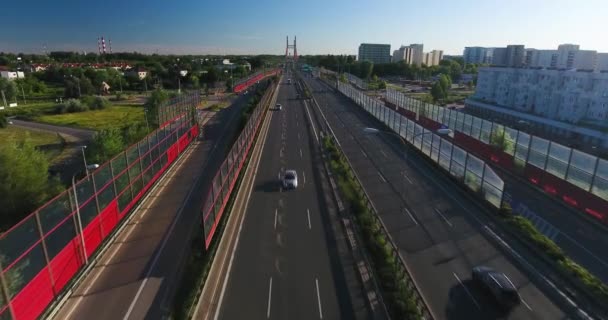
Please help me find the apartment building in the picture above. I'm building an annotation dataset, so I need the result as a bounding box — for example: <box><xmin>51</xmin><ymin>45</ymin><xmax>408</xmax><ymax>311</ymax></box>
<box><xmin>468</xmin><ymin>67</ymin><xmax>608</xmax><ymax>146</ymax></box>
<box><xmin>358</xmin><ymin>43</ymin><xmax>391</xmax><ymax>64</ymax></box>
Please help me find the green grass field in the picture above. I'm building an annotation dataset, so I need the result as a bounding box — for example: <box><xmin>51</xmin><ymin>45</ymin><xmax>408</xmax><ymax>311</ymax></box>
<box><xmin>0</xmin><ymin>126</ymin><xmax>61</xmax><ymax>146</ymax></box>
<box><xmin>34</xmin><ymin>105</ymin><xmax>145</xmax><ymax>130</ymax></box>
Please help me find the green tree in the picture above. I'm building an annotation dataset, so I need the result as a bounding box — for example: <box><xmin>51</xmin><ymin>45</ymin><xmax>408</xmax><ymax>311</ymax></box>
<box><xmin>144</xmin><ymin>89</ymin><xmax>169</xmax><ymax>128</ymax></box>
<box><xmin>430</xmin><ymin>82</ymin><xmax>445</xmax><ymax>102</ymax></box>
<box><xmin>339</xmin><ymin>74</ymin><xmax>347</xmax><ymax>83</ymax></box>
<box><xmin>490</xmin><ymin>126</ymin><xmax>515</xmax><ymax>153</ymax></box>
<box><xmin>0</xmin><ymin>139</ymin><xmax>63</xmax><ymax>227</ymax></box>
<box><xmin>88</xmin><ymin>129</ymin><xmax>126</xmax><ymax>163</ymax></box>
<box><xmin>439</xmin><ymin>74</ymin><xmax>452</xmax><ymax>92</ymax></box>
<box><xmin>360</xmin><ymin>61</ymin><xmax>374</xmax><ymax>79</ymax></box>
<box><xmin>0</xmin><ymin>77</ymin><xmax>18</xmax><ymax>102</ymax></box>
<box><xmin>0</xmin><ymin>113</ymin><xmax>7</xmax><ymax>128</ymax></box>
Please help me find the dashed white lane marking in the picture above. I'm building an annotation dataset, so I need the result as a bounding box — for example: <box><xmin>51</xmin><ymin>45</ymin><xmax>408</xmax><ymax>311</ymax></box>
<box><xmin>453</xmin><ymin>273</ymin><xmax>480</xmax><ymax>310</ymax></box>
<box><xmin>434</xmin><ymin>208</ymin><xmax>453</xmax><ymax>227</ymax></box>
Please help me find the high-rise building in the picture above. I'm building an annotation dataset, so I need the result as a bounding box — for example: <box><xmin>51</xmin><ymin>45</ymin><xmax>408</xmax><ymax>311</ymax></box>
<box><xmin>598</xmin><ymin>53</ymin><xmax>608</xmax><ymax>72</ymax></box>
<box><xmin>392</xmin><ymin>46</ymin><xmax>413</xmax><ymax>63</ymax></box>
<box><xmin>422</xmin><ymin>50</ymin><xmax>443</xmax><ymax>66</ymax></box>
<box><xmin>391</xmin><ymin>44</ymin><xmax>425</xmax><ymax>65</ymax></box>
<box><xmin>409</xmin><ymin>44</ymin><xmax>424</xmax><ymax>66</ymax></box>
<box><xmin>463</xmin><ymin>47</ymin><xmax>494</xmax><ymax>64</ymax></box>
<box><xmin>525</xmin><ymin>44</ymin><xmax>599</xmax><ymax>70</ymax></box>
<box><xmin>469</xmin><ymin>67</ymin><xmax>608</xmax><ymax>145</ymax></box>
<box><xmin>492</xmin><ymin>45</ymin><xmax>525</xmax><ymax>67</ymax></box>
<box><xmin>358</xmin><ymin>43</ymin><xmax>391</xmax><ymax>64</ymax></box>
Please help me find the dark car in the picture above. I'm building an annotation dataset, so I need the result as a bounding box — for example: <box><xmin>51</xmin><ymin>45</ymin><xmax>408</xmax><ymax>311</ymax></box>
<box><xmin>472</xmin><ymin>266</ymin><xmax>521</xmax><ymax>309</ymax></box>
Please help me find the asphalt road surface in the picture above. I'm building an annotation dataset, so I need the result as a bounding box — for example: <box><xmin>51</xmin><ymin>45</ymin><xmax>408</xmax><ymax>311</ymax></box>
<box><xmin>9</xmin><ymin>118</ymin><xmax>95</xmax><ymax>140</ymax></box>
<box><xmin>305</xmin><ymin>77</ymin><xmax>567</xmax><ymax>320</ymax></box>
<box><xmin>217</xmin><ymin>75</ymin><xmax>364</xmax><ymax>320</ymax></box>
<box><xmin>51</xmin><ymin>92</ymin><xmax>254</xmax><ymax>320</ymax></box>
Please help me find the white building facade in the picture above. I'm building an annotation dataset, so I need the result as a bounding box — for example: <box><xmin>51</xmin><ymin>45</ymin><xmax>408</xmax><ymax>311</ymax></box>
<box><xmin>469</xmin><ymin>67</ymin><xmax>608</xmax><ymax>147</ymax></box>
<box><xmin>0</xmin><ymin>71</ymin><xmax>25</xmax><ymax>80</ymax></box>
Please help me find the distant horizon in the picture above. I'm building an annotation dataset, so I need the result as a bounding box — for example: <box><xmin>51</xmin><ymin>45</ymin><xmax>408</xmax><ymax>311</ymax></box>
<box><xmin>1</xmin><ymin>0</ymin><xmax>606</xmax><ymax>56</ymax></box>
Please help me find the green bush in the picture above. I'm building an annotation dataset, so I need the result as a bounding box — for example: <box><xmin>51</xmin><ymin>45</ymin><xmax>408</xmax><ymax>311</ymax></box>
<box><xmin>90</xmin><ymin>96</ymin><xmax>111</xmax><ymax>110</ymax></box>
<box><xmin>54</xmin><ymin>103</ymin><xmax>67</xmax><ymax>114</ymax></box>
<box><xmin>506</xmin><ymin>214</ymin><xmax>608</xmax><ymax>305</ymax></box>
<box><xmin>322</xmin><ymin>135</ymin><xmax>423</xmax><ymax>320</ymax></box>
<box><xmin>0</xmin><ymin>113</ymin><xmax>7</xmax><ymax>128</ymax></box>
<box><xmin>65</xmin><ymin>99</ymin><xmax>88</xmax><ymax>113</ymax></box>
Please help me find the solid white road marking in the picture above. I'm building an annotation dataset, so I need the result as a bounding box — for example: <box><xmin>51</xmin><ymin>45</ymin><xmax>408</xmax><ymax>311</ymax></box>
<box><xmin>361</xmin><ymin>149</ymin><xmax>368</xmax><ymax>158</ymax></box>
<box><xmin>434</xmin><ymin>208</ymin><xmax>453</xmax><ymax>227</ymax></box>
<box><xmin>378</xmin><ymin>172</ymin><xmax>387</xmax><ymax>183</ymax></box>
<box><xmin>404</xmin><ymin>208</ymin><xmax>418</xmax><ymax>226</ymax></box>
<box><xmin>267</xmin><ymin>277</ymin><xmax>273</xmax><ymax>319</ymax></box>
<box><xmin>123</xmin><ymin>152</ymin><xmax>203</xmax><ymax>320</ymax></box>
<box><xmin>521</xmin><ymin>298</ymin><xmax>533</xmax><ymax>311</ymax></box>
<box><xmin>380</xmin><ymin>150</ymin><xmax>388</xmax><ymax>158</ymax></box>
<box><xmin>315</xmin><ymin>278</ymin><xmax>323</xmax><ymax>319</ymax></box>
<box><xmin>453</xmin><ymin>273</ymin><xmax>480</xmax><ymax>310</ymax></box>
<box><xmin>307</xmin><ymin>209</ymin><xmax>312</xmax><ymax>230</ymax></box>
<box><xmin>402</xmin><ymin>172</ymin><xmax>413</xmax><ymax>184</ymax></box>
<box><xmin>303</xmin><ymin>101</ymin><xmax>319</xmax><ymax>143</ymax></box>
<box><xmin>274</xmin><ymin>209</ymin><xmax>278</xmax><ymax>230</ymax></box>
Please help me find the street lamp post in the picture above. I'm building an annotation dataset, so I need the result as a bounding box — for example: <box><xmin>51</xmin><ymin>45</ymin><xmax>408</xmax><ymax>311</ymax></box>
<box><xmin>80</xmin><ymin>146</ymin><xmax>90</xmax><ymax>176</ymax></box>
<box><xmin>72</xmin><ymin>174</ymin><xmax>89</xmax><ymax>265</ymax></box>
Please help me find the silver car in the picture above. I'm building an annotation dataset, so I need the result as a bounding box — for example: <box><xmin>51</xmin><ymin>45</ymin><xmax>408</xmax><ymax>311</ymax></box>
<box><xmin>282</xmin><ymin>170</ymin><xmax>298</xmax><ymax>189</ymax></box>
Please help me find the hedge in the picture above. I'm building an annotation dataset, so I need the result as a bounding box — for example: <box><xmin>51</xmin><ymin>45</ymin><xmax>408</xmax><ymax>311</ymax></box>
<box><xmin>501</xmin><ymin>204</ymin><xmax>608</xmax><ymax>306</ymax></box>
<box><xmin>322</xmin><ymin>135</ymin><xmax>423</xmax><ymax>319</ymax></box>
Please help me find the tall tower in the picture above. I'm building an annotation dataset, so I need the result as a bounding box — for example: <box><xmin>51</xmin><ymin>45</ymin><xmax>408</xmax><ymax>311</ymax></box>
<box><xmin>285</xmin><ymin>35</ymin><xmax>298</xmax><ymax>63</ymax></box>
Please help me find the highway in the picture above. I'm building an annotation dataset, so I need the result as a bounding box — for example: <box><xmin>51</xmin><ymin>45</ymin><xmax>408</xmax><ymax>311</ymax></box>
<box><xmin>51</xmin><ymin>92</ymin><xmax>255</xmax><ymax>320</ymax></box>
<box><xmin>216</xmin><ymin>75</ymin><xmax>366</xmax><ymax>319</ymax></box>
<box><xmin>304</xmin><ymin>76</ymin><xmax>567</xmax><ymax>320</ymax></box>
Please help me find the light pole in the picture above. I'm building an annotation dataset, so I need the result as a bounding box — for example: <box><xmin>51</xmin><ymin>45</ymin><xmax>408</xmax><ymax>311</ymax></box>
<box><xmin>144</xmin><ymin>108</ymin><xmax>150</xmax><ymax>132</ymax></box>
<box><xmin>72</xmin><ymin>174</ymin><xmax>89</xmax><ymax>265</ymax></box>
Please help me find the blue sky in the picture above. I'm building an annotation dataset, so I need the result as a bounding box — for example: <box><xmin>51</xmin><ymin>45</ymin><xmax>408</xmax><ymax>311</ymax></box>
<box><xmin>1</xmin><ymin>0</ymin><xmax>606</xmax><ymax>55</ymax></box>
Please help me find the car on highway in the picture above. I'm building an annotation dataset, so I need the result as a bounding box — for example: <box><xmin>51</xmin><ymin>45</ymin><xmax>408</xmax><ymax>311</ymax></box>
<box><xmin>276</xmin><ymin>104</ymin><xmax>282</xmax><ymax>111</ymax></box>
<box><xmin>287</xmin><ymin>78</ymin><xmax>291</xmax><ymax>84</ymax></box>
<box><xmin>472</xmin><ymin>266</ymin><xmax>521</xmax><ymax>309</ymax></box>
<box><xmin>282</xmin><ymin>170</ymin><xmax>298</xmax><ymax>189</ymax></box>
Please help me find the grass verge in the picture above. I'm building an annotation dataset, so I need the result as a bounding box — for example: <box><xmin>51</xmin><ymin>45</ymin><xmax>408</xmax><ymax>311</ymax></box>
<box><xmin>322</xmin><ymin>135</ymin><xmax>423</xmax><ymax>320</ymax></box>
<box><xmin>501</xmin><ymin>204</ymin><xmax>608</xmax><ymax>307</ymax></box>
<box><xmin>34</xmin><ymin>105</ymin><xmax>145</xmax><ymax>130</ymax></box>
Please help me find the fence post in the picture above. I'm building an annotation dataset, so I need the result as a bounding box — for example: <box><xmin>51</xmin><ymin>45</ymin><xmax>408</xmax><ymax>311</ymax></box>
<box><xmin>0</xmin><ymin>260</ymin><xmax>16</xmax><ymax>320</ymax></box>
<box><xmin>34</xmin><ymin>211</ymin><xmax>56</xmax><ymax>293</ymax></box>
<box><xmin>589</xmin><ymin>157</ymin><xmax>601</xmax><ymax>193</ymax></box>
<box><xmin>72</xmin><ymin>179</ymin><xmax>89</xmax><ymax>265</ymax></box>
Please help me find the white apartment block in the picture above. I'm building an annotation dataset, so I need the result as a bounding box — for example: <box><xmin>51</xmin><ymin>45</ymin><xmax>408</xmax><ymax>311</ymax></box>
<box><xmin>0</xmin><ymin>71</ymin><xmax>25</xmax><ymax>80</ymax></box>
<box><xmin>526</xmin><ymin>44</ymin><xmax>601</xmax><ymax>71</ymax></box>
<box><xmin>598</xmin><ymin>53</ymin><xmax>608</xmax><ymax>72</ymax></box>
<box><xmin>472</xmin><ymin>67</ymin><xmax>608</xmax><ymax>124</ymax></box>
<box><xmin>422</xmin><ymin>50</ymin><xmax>443</xmax><ymax>66</ymax></box>
<box><xmin>391</xmin><ymin>44</ymin><xmax>425</xmax><ymax>66</ymax></box>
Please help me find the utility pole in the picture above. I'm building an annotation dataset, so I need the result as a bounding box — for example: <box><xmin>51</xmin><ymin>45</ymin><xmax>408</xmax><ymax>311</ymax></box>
<box><xmin>1</xmin><ymin>90</ymin><xmax>7</xmax><ymax>108</ymax></box>
<box><xmin>20</xmin><ymin>84</ymin><xmax>26</xmax><ymax>104</ymax></box>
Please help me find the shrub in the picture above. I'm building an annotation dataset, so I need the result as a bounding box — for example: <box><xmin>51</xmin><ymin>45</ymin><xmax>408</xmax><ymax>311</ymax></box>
<box><xmin>0</xmin><ymin>113</ymin><xmax>7</xmax><ymax>128</ymax></box>
<box><xmin>54</xmin><ymin>103</ymin><xmax>67</xmax><ymax>114</ymax></box>
<box><xmin>65</xmin><ymin>99</ymin><xmax>88</xmax><ymax>113</ymax></box>
<box><xmin>89</xmin><ymin>96</ymin><xmax>111</xmax><ymax>110</ymax></box>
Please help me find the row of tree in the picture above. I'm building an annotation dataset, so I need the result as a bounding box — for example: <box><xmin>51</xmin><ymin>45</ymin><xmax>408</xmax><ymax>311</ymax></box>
<box><xmin>303</xmin><ymin>54</ymin><xmax>483</xmax><ymax>82</ymax></box>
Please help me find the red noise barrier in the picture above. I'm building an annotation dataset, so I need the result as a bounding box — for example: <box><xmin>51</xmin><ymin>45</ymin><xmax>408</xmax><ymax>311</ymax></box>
<box><xmin>0</xmin><ymin>93</ymin><xmax>199</xmax><ymax>320</ymax></box>
<box><xmin>233</xmin><ymin>69</ymin><xmax>280</xmax><ymax>94</ymax></box>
